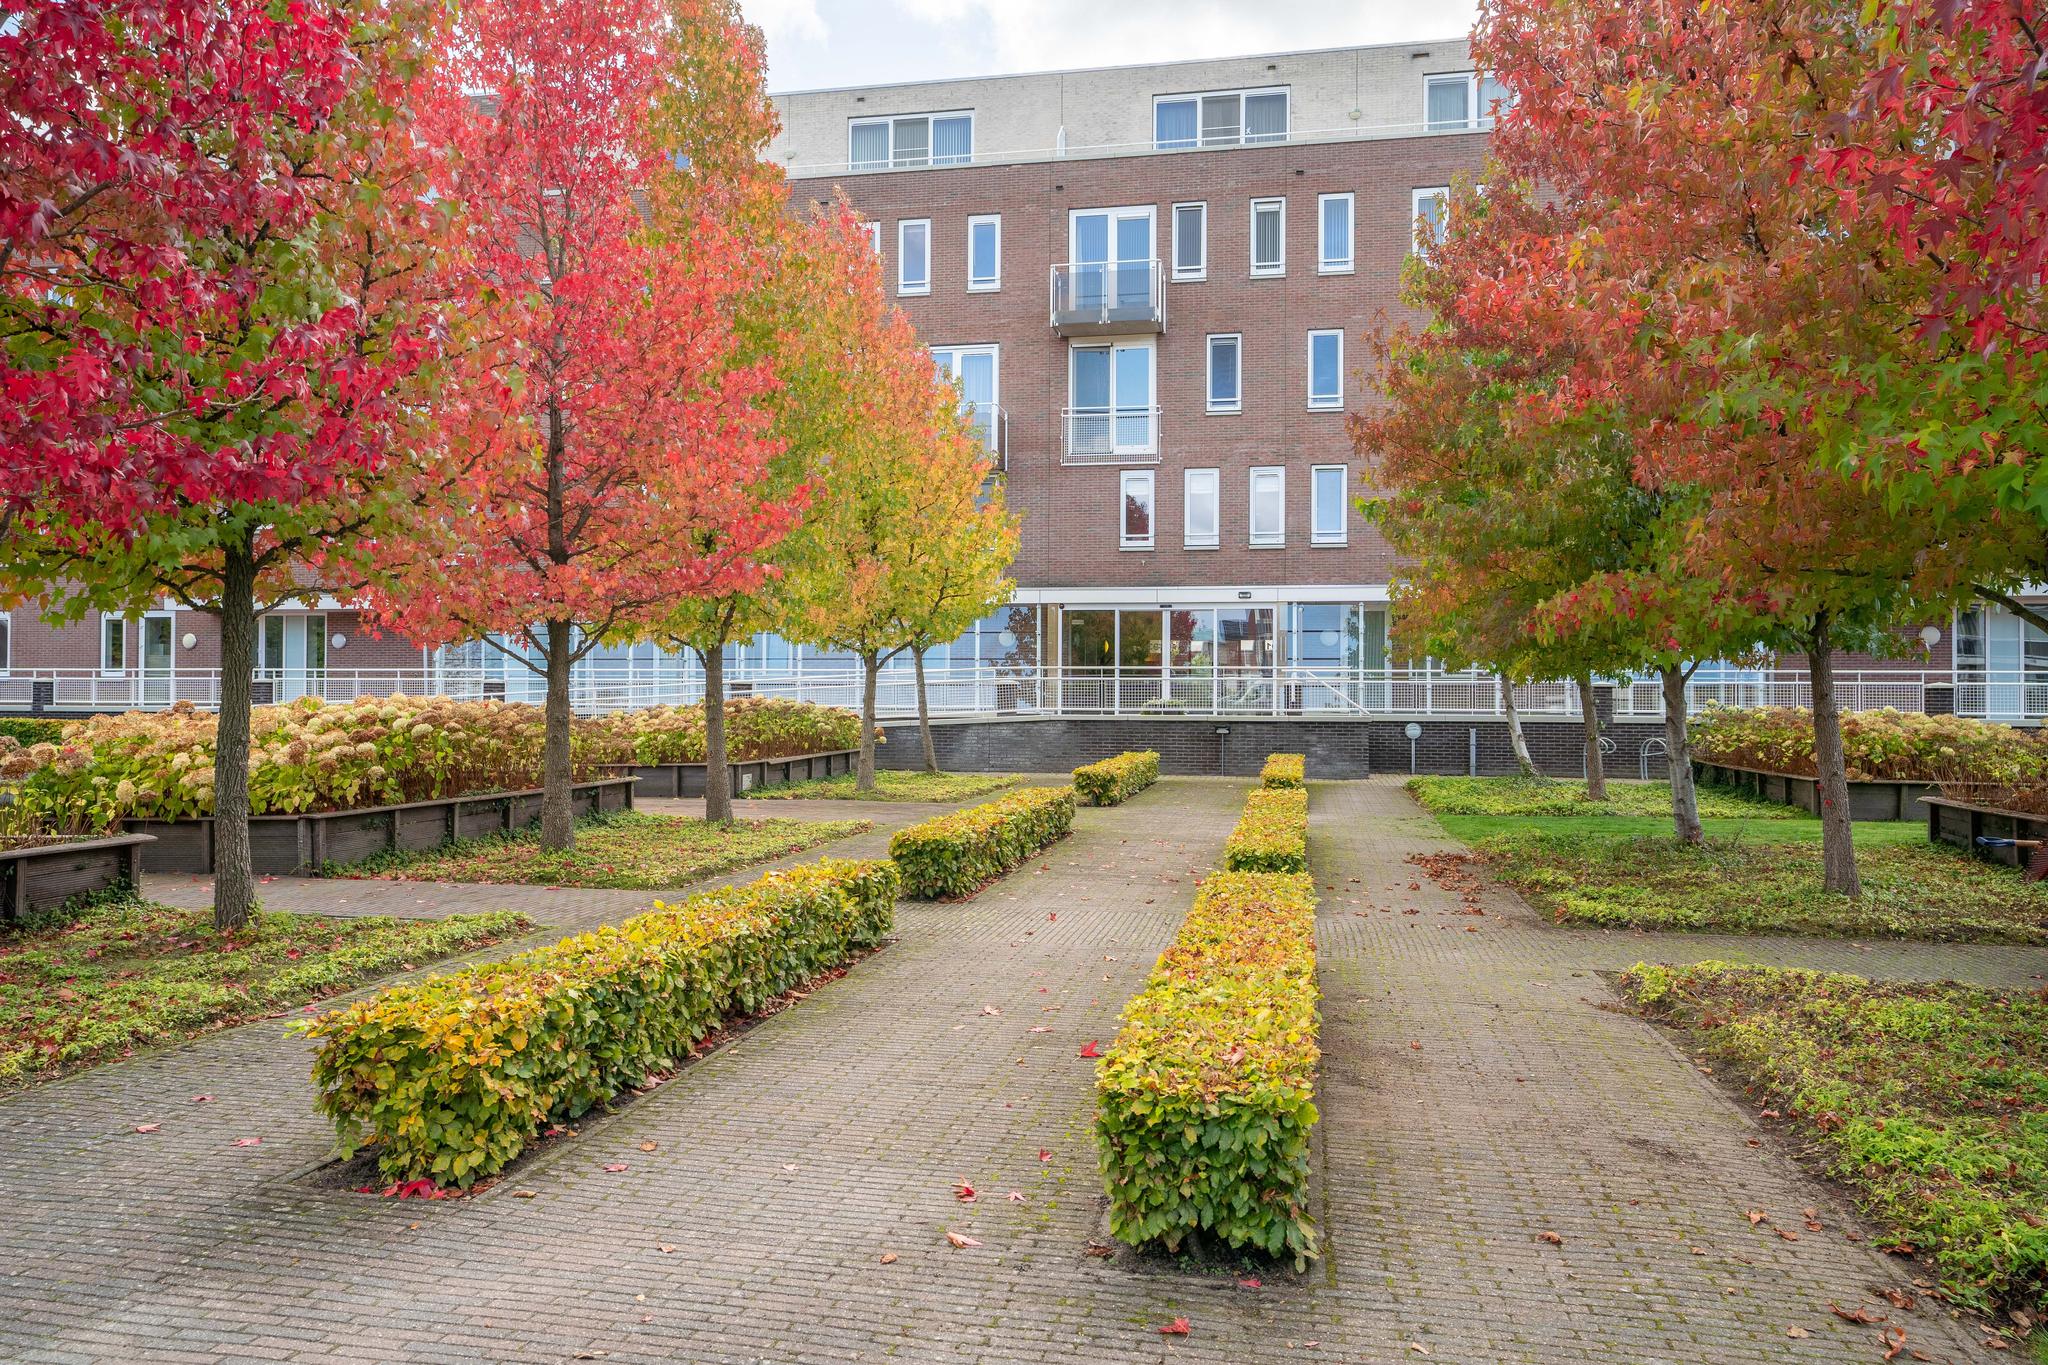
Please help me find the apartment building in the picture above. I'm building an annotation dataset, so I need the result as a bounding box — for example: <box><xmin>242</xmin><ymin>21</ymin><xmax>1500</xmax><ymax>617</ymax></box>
<box><xmin>768</xmin><ymin>40</ymin><xmax>1497</xmax><ymax>709</ymax></box>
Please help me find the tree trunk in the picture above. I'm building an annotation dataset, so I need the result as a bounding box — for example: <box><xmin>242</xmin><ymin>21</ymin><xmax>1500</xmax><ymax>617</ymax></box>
<box><xmin>540</xmin><ymin>619</ymin><xmax>575</xmax><ymax>851</ymax></box>
<box><xmin>1806</xmin><ymin>614</ymin><xmax>1862</xmax><ymax>897</ymax></box>
<box><xmin>1576</xmin><ymin>672</ymin><xmax>1608</xmax><ymax>801</ymax></box>
<box><xmin>913</xmin><ymin>643</ymin><xmax>939</xmax><ymax>774</ymax></box>
<box><xmin>700</xmin><ymin>644</ymin><xmax>731</xmax><ymax>824</ymax></box>
<box><xmin>856</xmin><ymin>650</ymin><xmax>879</xmax><ymax>792</ymax></box>
<box><xmin>212</xmin><ymin>541</ymin><xmax>259</xmax><ymax>932</ymax></box>
<box><xmin>1659</xmin><ymin>665</ymin><xmax>1704</xmax><ymax>845</ymax></box>
<box><xmin>1499</xmin><ymin>675</ymin><xmax>1538</xmax><ymax>777</ymax></box>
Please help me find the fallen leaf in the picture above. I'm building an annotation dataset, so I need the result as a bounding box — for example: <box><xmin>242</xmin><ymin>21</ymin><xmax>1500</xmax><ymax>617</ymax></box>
<box><xmin>955</xmin><ymin>1181</ymin><xmax>977</xmax><ymax>1203</ymax></box>
<box><xmin>1536</xmin><ymin>1231</ymin><xmax>1563</xmax><ymax>1246</ymax></box>
<box><xmin>1408</xmin><ymin>1345</ymin><xmax>1431</xmax><ymax>1357</ymax></box>
<box><xmin>657</xmin><ymin>1244</ymin><xmax>676</xmax><ymax>1254</ymax></box>
<box><xmin>1830</xmin><ymin>1302</ymin><xmax>1884</xmax><ymax>1324</ymax></box>
<box><xmin>1083</xmin><ymin>1239</ymin><xmax>1113</xmax><ymax>1258</ymax></box>
<box><xmin>1237</xmin><ymin>1276</ymin><xmax>1262</xmax><ymax>1289</ymax></box>
<box><xmin>602</xmin><ymin>1163</ymin><xmax>629</xmax><ymax>1173</ymax></box>
<box><xmin>133</xmin><ymin>1123</ymin><xmax>160</xmax><ymax>1134</ymax></box>
<box><xmin>1028</xmin><ymin>1026</ymin><xmax>1052</xmax><ymax>1034</ymax></box>
<box><xmin>639</xmin><ymin>1140</ymin><xmax>658</xmax><ymax>1153</ymax></box>
<box><xmin>1078</xmin><ymin>1041</ymin><xmax>1101</xmax><ymax>1058</ymax></box>
<box><xmin>879</xmin><ymin>1252</ymin><xmax>897</xmax><ymax>1265</ymax></box>
<box><xmin>191</xmin><ymin>1094</ymin><xmax>213</xmax><ymax>1103</ymax></box>
<box><xmin>944</xmin><ymin>1230</ymin><xmax>982</xmax><ymax>1248</ymax></box>
<box><xmin>1006</xmin><ymin>1191</ymin><xmax>1026</xmax><ymax>1203</ymax></box>
<box><xmin>1158</xmin><ymin>1319</ymin><xmax>1190</xmax><ymax>1337</ymax></box>
<box><xmin>1785</xmin><ymin>1327</ymin><xmax>1810</xmax><ymax>1338</ymax></box>
<box><xmin>981</xmin><ymin>1005</ymin><xmax>1001</xmax><ymax>1016</ymax></box>
<box><xmin>1747</xmin><ymin>1209</ymin><xmax>1770</xmax><ymax>1225</ymax></box>
<box><xmin>1038</xmin><ymin>1149</ymin><xmax>1052</xmax><ymax>1162</ymax></box>
<box><xmin>511</xmin><ymin>1189</ymin><xmax>538</xmax><ymax>1199</ymax></box>
<box><xmin>232</xmin><ymin>1137</ymin><xmax>262</xmax><ymax>1147</ymax></box>
<box><xmin>1880</xmin><ymin>1288</ymin><xmax>1916</xmax><ymax>1311</ymax></box>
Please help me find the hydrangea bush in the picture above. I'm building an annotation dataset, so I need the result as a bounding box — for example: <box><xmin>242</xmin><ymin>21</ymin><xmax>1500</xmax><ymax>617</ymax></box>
<box><xmin>1691</xmin><ymin>706</ymin><xmax>2048</xmax><ymax>812</ymax></box>
<box><xmin>581</xmin><ymin>697</ymin><xmax>866</xmax><ymax>766</ymax></box>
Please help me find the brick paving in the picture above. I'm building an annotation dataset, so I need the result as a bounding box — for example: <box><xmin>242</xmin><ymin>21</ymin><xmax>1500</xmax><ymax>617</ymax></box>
<box><xmin>0</xmin><ymin>776</ymin><xmax>2026</xmax><ymax>1362</ymax></box>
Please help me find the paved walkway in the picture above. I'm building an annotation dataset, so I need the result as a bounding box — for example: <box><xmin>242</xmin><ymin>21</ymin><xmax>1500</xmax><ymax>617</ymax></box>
<box><xmin>0</xmin><ymin>777</ymin><xmax>2023</xmax><ymax>1362</ymax></box>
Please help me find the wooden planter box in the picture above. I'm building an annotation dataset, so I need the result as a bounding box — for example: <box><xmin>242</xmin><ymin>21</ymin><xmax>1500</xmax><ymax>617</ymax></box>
<box><xmin>1692</xmin><ymin>760</ymin><xmax>1933</xmax><ymax>822</ymax></box>
<box><xmin>610</xmin><ymin>750</ymin><xmax>859</xmax><ymax>799</ymax></box>
<box><xmin>125</xmin><ymin>777</ymin><xmax>637</xmax><ymax>877</ymax></box>
<box><xmin>1925</xmin><ymin>796</ymin><xmax>2048</xmax><ymax>869</ymax></box>
<box><xmin>0</xmin><ymin>832</ymin><xmax>154</xmax><ymax>923</ymax></box>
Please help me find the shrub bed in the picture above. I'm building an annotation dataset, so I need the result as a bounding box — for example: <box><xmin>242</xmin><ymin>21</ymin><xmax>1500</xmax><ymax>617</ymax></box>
<box><xmin>1072</xmin><ymin>751</ymin><xmax>1161</xmax><ymax>806</ymax></box>
<box><xmin>1260</xmin><ymin>753</ymin><xmax>1305</xmax><ymax>788</ymax></box>
<box><xmin>582</xmin><ymin>698</ymin><xmax>863</xmax><ymax>766</ymax></box>
<box><xmin>0</xmin><ymin>718</ymin><xmax>64</xmax><ymax>746</ymax></box>
<box><xmin>1693</xmin><ymin>706</ymin><xmax>2048</xmax><ymax>813</ymax></box>
<box><xmin>303</xmin><ymin>858</ymin><xmax>899</xmax><ymax>1187</ymax></box>
<box><xmin>1096</xmin><ymin>870</ymin><xmax>1321</xmax><ymax>1265</ymax></box>
<box><xmin>1406</xmin><ymin>774</ymin><xmax>1800</xmax><ymax>820</ymax></box>
<box><xmin>1624</xmin><ymin>961</ymin><xmax>2048</xmax><ymax>1316</ymax></box>
<box><xmin>889</xmin><ymin>786</ymin><xmax>1074</xmax><ymax>899</ymax></box>
<box><xmin>1224</xmin><ymin>787</ymin><xmax>1309</xmax><ymax>873</ymax></box>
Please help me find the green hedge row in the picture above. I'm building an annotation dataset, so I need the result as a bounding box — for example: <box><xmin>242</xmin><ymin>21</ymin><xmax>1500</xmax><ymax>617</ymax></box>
<box><xmin>889</xmin><ymin>785</ymin><xmax>1074</xmax><ymax>899</ymax></box>
<box><xmin>0</xmin><ymin>718</ymin><xmax>65</xmax><ymax>746</ymax></box>
<box><xmin>1073</xmin><ymin>750</ymin><xmax>1160</xmax><ymax>806</ymax></box>
<box><xmin>1096</xmin><ymin>870</ymin><xmax>1321</xmax><ymax>1265</ymax></box>
<box><xmin>302</xmin><ymin>857</ymin><xmax>899</xmax><ymax>1187</ymax></box>
<box><xmin>1224</xmin><ymin>786</ymin><xmax>1309</xmax><ymax>873</ymax></box>
<box><xmin>1260</xmin><ymin>752</ymin><xmax>1305</xmax><ymax>788</ymax></box>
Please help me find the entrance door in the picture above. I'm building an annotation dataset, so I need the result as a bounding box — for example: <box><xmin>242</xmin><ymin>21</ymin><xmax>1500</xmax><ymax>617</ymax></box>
<box><xmin>1069</xmin><ymin>207</ymin><xmax>1154</xmax><ymax>314</ymax></box>
<box><xmin>141</xmin><ymin>614</ymin><xmax>174</xmax><ymax>705</ymax></box>
<box><xmin>261</xmin><ymin>614</ymin><xmax>328</xmax><ymax>701</ymax></box>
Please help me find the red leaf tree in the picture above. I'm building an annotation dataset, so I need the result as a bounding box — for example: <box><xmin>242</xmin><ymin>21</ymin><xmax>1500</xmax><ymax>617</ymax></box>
<box><xmin>0</xmin><ymin>0</ymin><xmax>458</xmax><ymax>927</ymax></box>
<box><xmin>367</xmin><ymin>0</ymin><xmax>789</xmax><ymax>850</ymax></box>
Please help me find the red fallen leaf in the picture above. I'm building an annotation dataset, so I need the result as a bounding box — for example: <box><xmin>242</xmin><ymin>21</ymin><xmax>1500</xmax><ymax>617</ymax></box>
<box><xmin>602</xmin><ymin>1163</ymin><xmax>629</xmax><ymax>1173</ymax></box>
<box><xmin>1047</xmin><ymin>912</ymin><xmax>1057</xmax><ymax>921</ymax></box>
<box><xmin>354</xmin><ymin>1185</ymin><xmax>378</xmax><ymax>1194</ymax></box>
<box><xmin>133</xmin><ymin>1123</ymin><xmax>160</xmax><ymax>1134</ymax></box>
<box><xmin>955</xmin><ymin>1181</ymin><xmax>977</xmax><ymax>1202</ymax></box>
<box><xmin>1006</xmin><ymin>1191</ymin><xmax>1026</xmax><ymax>1203</ymax></box>
<box><xmin>1038</xmin><ymin>1149</ymin><xmax>1051</xmax><ymax>1162</ymax></box>
<box><xmin>1158</xmin><ymin>1318</ymin><xmax>1190</xmax><ymax>1337</ymax></box>
<box><xmin>232</xmin><ymin>1137</ymin><xmax>261</xmax><ymax>1147</ymax></box>
<box><xmin>1237</xmin><ymin>1276</ymin><xmax>1262</xmax><ymax>1289</ymax></box>
<box><xmin>191</xmin><ymin>1094</ymin><xmax>212</xmax><ymax>1103</ymax></box>
<box><xmin>943</xmin><ymin>1230</ymin><xmax>981</xmax><ymax>1248</ymax></box>
<box><xmin>1078</xmin><ymin>1041</ymin><xmax>1101</xmax><ymax>1058</ymax></box>
<box><xmin>383</xmin><ymin>1179</ymin><xmax>448</xmax><ymax>1201</ymax></box>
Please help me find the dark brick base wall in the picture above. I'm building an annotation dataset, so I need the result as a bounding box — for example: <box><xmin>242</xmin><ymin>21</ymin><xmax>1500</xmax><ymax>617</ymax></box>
<box><xmin>877</xmin><ymin>716</ymin><xmax>1675</xmax><ymax>780</ymax></box>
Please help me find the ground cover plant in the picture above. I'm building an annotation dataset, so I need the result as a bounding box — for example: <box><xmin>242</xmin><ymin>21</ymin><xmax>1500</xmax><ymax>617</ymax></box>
<box><xmin>1</xmin><ymin>893</ymin><xmax>527</xmax><ymax>1089</ymax></box>
<box><xmin>1224</xmin><ymin>786</ymin><xmax>1309</xmax><ymax>873</ymax></box>
<box><xmin>1096</xmin><ymin>871</ymin><xmax>1321</xmax><ymax>1266</ymax></box>
<box><xmin>1260</xmin><ymin>753</ymin><xmax>1305</xmax><ymax>788</ymax></box>
<box><xmin>581</xmin><ymin>698</ymin><xmax>865</xmax><ymax>766</ymax></box>
<box><xmin>889</xmin><ymin>786</ymin><xmax>1074</xmax><ymax>899</ymax></box>
<box><xmin>1072</xmin><ymin>751</ymin><xmax>1160</xmax><ymax>807</ymax></box>
<box><xmin>747</xmin><ymin>770</ymin><xmax>1016</xmax><ymax>803</ymax></box>
<box><xmin>304</xmin><ymin>858</ymin><xmax>899</xmax><ymax>1186</ymax></box>
<box><xmin>1408</xmin><ymin>775</ymin><xmax>1800</xmax><ymax>820</ymax></box>
<box><xmin>1476</xmin><ymin>828</ymin><xmax>2048</xmax><ymax>942</ymax></box>
<box><xmin>1624</xmin><ymin>961</ymin><xmax>2048</xmax><ymax>1317</ymax></box>
<box><xmin>337</xmin><ymin>811</ymin><xmax>869</xmax><ymax>890</ymax></box>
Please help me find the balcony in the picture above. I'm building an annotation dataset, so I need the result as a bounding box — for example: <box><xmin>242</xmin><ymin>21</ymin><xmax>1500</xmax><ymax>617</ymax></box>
<box><xmin>1061</xmin><ymin>406</ymin><xmax>1160</xmax><ymax>465</ymax></box>
<box><xmin>1049</xmin><ymin>260</ymin><xmax>1166</xmax><ymax>336</ymax></box>
<box><xmin>963</xmin><ymin>401</ymin><xmax>1008</xmax><ymax>472</ymax></box>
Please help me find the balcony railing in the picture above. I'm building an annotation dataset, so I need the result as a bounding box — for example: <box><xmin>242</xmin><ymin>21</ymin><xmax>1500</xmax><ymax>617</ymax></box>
<box><xmin>1061</xmin><ymin>406</ymin><xmax>1160</xmax><ymax>464</ymax></box>
<box><xmin>963</xmin><ymin>401</ymin><xmax>1008</xmax><ymax>471</ymax></box>
<box><xmin>1049</xmin><ymin>259</ymin><xmax>1166</xmax><ymax>335</ymax></box>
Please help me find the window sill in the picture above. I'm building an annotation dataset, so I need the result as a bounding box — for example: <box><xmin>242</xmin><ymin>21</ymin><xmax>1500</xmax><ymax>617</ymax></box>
<box><xmin>967</xmin><ymin>282</ymin><xmax>1000</xmax><ymax>293</ymax></box>
<box><xmin>1248</xmin><ymin>539</ymin><xmax>1285</xmax><ymax>550</ymax></box>
<box><xmin>1172</xmin><ymin>271</ymin><xmax>1207</xmax><ymax>283</ymax></box>
<box><xmin>1249</xmin><ymin>268</ymin><xmax>1285</xmax><ymax>280</ymax></box>
<box><xmin>1311</xmin><ymin>537</ymin><xmax>1349</xmax><ymax>548</ymax></box>
<box><xmin>1206</xmin><ymin>404</ymin><xmax>1242</xmax><ymax>416</ymax></box>
<box><xmin>1307</xmin><ymin>402</ymin><xmax>1343</xmax><ymax>413</ymax></box>
<box><xmin>1119</xmin><ymin>543</ymin><xmax>1156</xmax><ymax>552</ymax></box>
<box><xmin>1183</xmin><ymin>541</ymin><xmax>1220</xmax><ymax>551</ymax></box>
<box><xmin>1318</xmin><ymin>264</ymin><xmax>1355</xmax><ymax>276</ymax></box>
<box><xmin>898</xmin><ymin>286</ymin><xmax>931</xmax><ymax>297</ymax></box>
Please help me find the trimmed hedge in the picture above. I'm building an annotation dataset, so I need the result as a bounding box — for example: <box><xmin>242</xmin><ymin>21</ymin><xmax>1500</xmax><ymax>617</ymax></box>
<box><xmin>1096</xmin><ymin>870</ymin><xmax>1321</xmax><ymax>1265</ymax></box>
<box><xmin>1073</xmin><ymin>750</ymin><xmax>1160</xmax><ymax>806</ymax></box>
<box><xmin>302</xmin><ymin>858</ymin><xmax>898</xmax><ymax>1187</ymax></box>
<box><xmin>1224</xmin><ymin>787</ymin><xmax>1309</xmax><ymax>873</ymax></box>
<box><xmin>889</xmin><ymin>785</ymin><xmax>1075</xmax><ymax>899</ymax></box>
<box><xmin>1260</xmin><ymin>753</ymin><xmax>1306</xmax><ymax>788</ymax></box>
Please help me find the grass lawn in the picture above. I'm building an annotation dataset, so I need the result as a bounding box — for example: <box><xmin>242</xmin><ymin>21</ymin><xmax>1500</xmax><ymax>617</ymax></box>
<box><xmin>1</xmin><ymin>894</ymin><xmax>527</xmax><ymax>1089</ymax></box>
<box><xmin>747</xmin><ymin>769</ymin><xmax>1021</xmax><ymax>803</ymax></box>
<box><xmin>340</xmin><ymin>810</ymin><xmax>871</xmax><ymax>889</ymax></box>
<box><xmin>1407</xmin><ymin>774</ymin><xmax>1804</xmax><ymax>820</ymax></box>
<box><xmin>1474</xmin><ymin>827</ymin><xmax>2048</xmax><ymax>942</ymax></box>
<box><xmin>1624</xmin><ymin>961</ymin><xmax>2048</xmax><ymax>1320</ymax></box>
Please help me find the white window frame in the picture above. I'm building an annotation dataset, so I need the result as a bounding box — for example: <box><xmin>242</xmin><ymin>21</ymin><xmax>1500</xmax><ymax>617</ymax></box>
<box><xmin>1311</xmin><ymin>464</ymin><xmax>1349</xmax><ymax>545</ymax></box>
<box><xmin>1249</xmin><ymin>466</ymin><xmax>1285</xmax><ymax>548</ymax></box>
<box><xmin>1308</xmin><ymin>329</ymin><xmax>1344</xmax><ymax>411</ymax></box>
<box><xmin>1411</xmin><ymin>187</ymin><xmax>1449</xmax><ymax>255</ymax></box>
<box><xmin>849</xmin><ymin>110</ymin><xmax>975</xmax><ymax>170</ymax></box>
<box><xmin>1171</xmin><ymin>201</ymin><xmax>1207</xmax><ymax>281</ymax></box>
<box><xmin>1067</xmin><ymin>338</ymin><xmax>1158</xmax><ymax>457</ymax></box>
<box><xmin>897</xmin><ymin>219</ymin><xmax>930</xmax><ymax>296</ymax></box>
<box><xmin>862</xmin><ymin>221</ymin><xmax>882</xmax><ymax>255</ymax></box>
<box><xmin>1153</xmin><ymin>87</ymin><xmax>1290</xmax><ymax>150</ymax></box>
<box><xmin>1206</xmin><ymin>333</ymin><xmax>1242</xmax><ymax>414</ymax></box>
<box><xmin>1250</xmin><ymin>198</ymin><xmax>1286</xmax><ymax>277</ymax></box>
<box><xmin>1424</xmin><ymin>72</ymin><xmax>1478</xmax><ymax>132</ymax></box>
<box><xmin>100</xmin><ymin>613</ymin><xmax>126</xmax><ymax>674</ymax></box>
<box><xmin>0</xmin><ymin>609</ymin><xmax>11</xmax><ymax>675</ymax></box>
<box><xmin>966</xmin><ymin>214</ymin><xmax>1001</xmax><ymax>291</ymax></box>
<box><xmin>1183</xmin><ymin>468</ymin><xmax>1220</xmax><ymax>550</ymax></box>
<box><xmin>1119</xmin><ymin>470</ymin><xmax>1156</xmax><ymax>550</ymax></box>
<box><xmin>1317</xmin><ymin>191</ymin><xmax>1354</xmax><ymax>274</ymax></box>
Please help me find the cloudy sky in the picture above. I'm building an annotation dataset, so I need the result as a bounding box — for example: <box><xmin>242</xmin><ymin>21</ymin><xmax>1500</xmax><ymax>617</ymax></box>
<box><xmin>747</xmin><ymin>0</ymin><xmax>1479</xmax><ymax>92</ymax></box>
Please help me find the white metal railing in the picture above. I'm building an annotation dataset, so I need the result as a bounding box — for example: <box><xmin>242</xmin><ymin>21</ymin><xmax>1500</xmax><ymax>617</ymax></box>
<box><xmin>1061</xmin><ymin>406</ymin><xmax>1161</xmax><ymax>463</ymax></box>
<box><xmin>1049</xmin><ymin>259</ymin><xmax>1166</xmax><ymax>333</ymax></box>
<box><xmin>2</xmin><ymin>665</ymin><xmax>2040</xmax><ymax>722</ymax></box>
<box><xmin>964</xmin><ymin>401</ymin><xmax>1007</xmax><ymax>470</ymax></box>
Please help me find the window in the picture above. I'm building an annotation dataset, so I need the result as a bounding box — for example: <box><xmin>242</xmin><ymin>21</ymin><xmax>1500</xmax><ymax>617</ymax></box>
<box><xmin>1318</xmin><ymin>192</ymin><xmax>1353</xmax><ymax>273</ymax></box>
<box><xmin>1250</xmin><ymin>198</ymin><xmax>1285</xmax><ymax>276</ymax></box>
<box><xmin>1183</xmin><ymin>469</ymin><xmax>1219</xmax><ymax>549</ymax></box>
<box><xmin>101</xmin><ymin>615</ymin><xmax>125</xmax><ymax>672</ymax></box>
<box><xmin>0</xmin><ymin>611</ymin><xmax>10</xmax><ymax>672</ymax></box>
<box><xmin>1424</xmin><ymin>72</ymin><xmax>1511</xmax><ymax>132</ymax></box>
<box><xmin>1206</xmin><ymin>334</ymin><xmax>1241</xmax><ymax>413</ymax></box>
<box><xmin>897</xmin><ymin>219</ymin><xmax>929</xmax><ymax>294</ymax></box>
<box><xmin>1311</xmin><ymin>465</ymin><xmax>1348</xmax><ymax>544</ymax></box>
<box><xmin>931</xmin><ymin>345</ymin><xmax>1000</xmax><ymax>451</ymax></box>
<box><xmin>1171</xmin><ymin>202</ymin><xmax>1207</xmax><ymax>280</ymax></box>
<box><xmin>862</xmin><ymin>221</ymin><xmax>881</xmax><ymax>254</ymax></box>
<box><xmin>967</xmin><ymin>214</ymin><xmax>1000</xmax><ymax>291</ymax></box>
<box><xmin>1120</xmin><ymin>470</ymin><xmax>1155</xmax><ymax>549</ymax></box>
<box><xmin>1154</xmin><ymin>88</ymin><xmax>1288</xmax><ymax>150</ymax></box>
<box><xmin>1067</xmin><ymin>339</ymin><xmax>1156</xmax><ymax>457</ymax></box>
<box><xmin>1308</xmin><ymin>330</ymin><xmax>1344</xmax><ymax>410</ymax></box>
<box><xmin>1249</xmin><ymin>467</ymin><xmax>1285</xmax><ymax>547</ymax></box>
<box><xmin>849</xmin><ymin>112</ymin><xmax>973</xmax><ymax>170</ymax></box>
<box><xmin>1411</xmin><ymin>187</ymin><xmax>1449</xmax><ymax>253</ymax></box>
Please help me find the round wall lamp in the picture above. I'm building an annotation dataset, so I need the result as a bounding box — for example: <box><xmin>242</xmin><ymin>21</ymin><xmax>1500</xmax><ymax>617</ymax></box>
<box><xmin>180</xmin><ymin>632</ymin><xmax>197</xmax><ymax>650</ymax></box>
<box><xmin>1919</xmin><ymin>624</ymin><xmax>1942</xmax><ymax>649</ymax></box>
<box><xmin>330</xmin><ymin>633</ymin><xmax>348</xmax><ymax>650</ymax></box>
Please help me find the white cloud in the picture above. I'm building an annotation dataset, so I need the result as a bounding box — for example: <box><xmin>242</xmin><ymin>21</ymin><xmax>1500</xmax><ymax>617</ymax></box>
<box><xmin>746</xmin><ymin>0</ymin><xmax>829</xmax><ymax>47</ymax></box>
